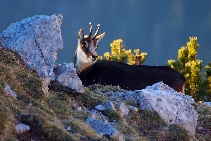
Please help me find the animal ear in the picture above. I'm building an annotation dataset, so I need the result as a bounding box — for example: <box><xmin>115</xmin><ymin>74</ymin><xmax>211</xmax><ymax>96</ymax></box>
<box><xmin>96</xmin><ymin>32</ymin><xmax>105</xmax><ymax>43</ymax></box>
<box><xmin>78</xmin><ymin>28</ymin><xmax>84</xmax><ymax>41</ymax></box>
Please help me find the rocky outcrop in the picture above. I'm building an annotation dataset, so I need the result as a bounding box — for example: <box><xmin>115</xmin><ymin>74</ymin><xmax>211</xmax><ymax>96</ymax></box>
<box><xmin>50</xmin><ymin>63</ymin><xmax>84</xmax><ymax>93</ymax></box>
<box><xmin>137</xmin><ymin>82</ymin><xmax>198</xmax><ymax>136</ymax></box>
<box><xmin>94</xmin><ymin>82</ymin><xmax>198</xmax><ymax>137</ymax></box>
<box><xmin>0</xmin><ymin>14</ymin><xmax>84</xmax><ymax>93</ymax></box>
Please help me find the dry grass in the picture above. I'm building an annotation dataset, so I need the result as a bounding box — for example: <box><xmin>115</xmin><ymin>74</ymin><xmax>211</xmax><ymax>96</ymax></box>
<box><xmin>0</xmin><ymin>48</ymin><xmax>101</xmax><ymax>141</ymax></box>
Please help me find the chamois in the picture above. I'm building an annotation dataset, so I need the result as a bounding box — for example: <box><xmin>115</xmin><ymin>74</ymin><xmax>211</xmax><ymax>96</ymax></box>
<box><xmin>74</xmin><ymin>23</ymin><xmax>186</xmax><ymax>93</ymax></box>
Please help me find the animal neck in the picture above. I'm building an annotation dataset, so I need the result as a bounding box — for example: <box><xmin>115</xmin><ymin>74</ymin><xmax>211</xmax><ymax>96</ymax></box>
<box><xmin>74</xmin><ymin>46</ymin><xmax>94</xmax><ymax>74</ymax></box>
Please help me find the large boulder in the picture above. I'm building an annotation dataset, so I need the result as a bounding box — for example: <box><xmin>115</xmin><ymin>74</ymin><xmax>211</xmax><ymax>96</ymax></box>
<box><xmin>102</xmin><ymin>82</ymin><xmax>198</xmax><ymax>137</ymax></box>
<box><xmin>0</xmin><ymin>14</ymin><xmax>84</xmax><ymax>93</ymax></box>
<box><xmin>129</xmin><ymin>82</ymin><xmax>198</xmax><ymax>136</ymax></box>
<box><xmin>0</xmin><ymin>14</ymin><xmax>63</xmax><ymax>79</ymax></box>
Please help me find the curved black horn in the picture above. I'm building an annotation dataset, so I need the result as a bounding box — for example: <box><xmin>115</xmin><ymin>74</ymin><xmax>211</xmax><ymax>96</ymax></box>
<box><xmin>93</xmin><ymin>24</ymin><xmax>100</xmax><ymax>38</ymax></box>
<box><xmin>89</xmin><ymin>22</ymin><xmax>93</xmax><ymax>38</ymax></box>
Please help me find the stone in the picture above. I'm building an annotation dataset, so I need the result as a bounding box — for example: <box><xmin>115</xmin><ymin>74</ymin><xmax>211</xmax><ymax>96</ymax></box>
<box><xmin>77</xmin><ymin>107</ymin><xmax>82</xmax><ymax>111</ymax></box>
<box><xmin>118</xmin><ymin>102</ymin><xmax>129</xmax><ymax>117</ymax></box>
<box><xmin>104</xmin><ymin>101</ymin><xmax>116</xmax><ymax>110</ymax></box>
<box><xmin>5</xmin><ymin>84</ymin><xmax>17</xmax><ymax>99</ymax></box>
<box><xmin>90</xmin><ymin>110</ymin><xmax>109</xmax><ymax>122</ymax></box>
<box><xmin>95</xmin><ymin>104</ymin><xmax>106</xmax><ymax>111</ymax></box>
<box><xmin>123</xmin><ymin>91</ymin><xmax>139</xmax><ymax>105</ymax></box>
<box><xmin>40</xmin><ymin>76</ymin><xmax>51</xmax><ymax>94</ymax></box>
<box><xmin>0</xmin><ymin>14</ymin><xmax>63</xmax><ymax>93</ymax></box>
<box><xmin>86</xmin><ymin>117</ymin><xmax>124</xmax><ymax>140</ymax></box>
<box><xmin>15</xmin><ymin>123</ymin><xmax>30</xmax><ymax>133</ymax></box>
<box><xmin>50</xmin><ymin>63</ymin><xmax>84</xmax><ymax>93</ymax></box>
<box><xmin>197</xmin><ymin>125</ymin><xmax>206</xmax><ymax>131</ymax></box>
<box><xmin>203</xmin><ymin>102</ymin><xmax>211</xmax><ymax>107</ymax></box>
<box><xmin>137</xmin><ymin>82</ymin><xmax>198</xmax><ymax>136</ymax></box>
<box><xmin>66</xmin><ymin>126</ymin><xmax>72</xmax><ymax>131</ymax></box>
<box><xmin>128</xmin><ymin>105</ymin><xmax>139</xmax><ymax>112</ymax></box>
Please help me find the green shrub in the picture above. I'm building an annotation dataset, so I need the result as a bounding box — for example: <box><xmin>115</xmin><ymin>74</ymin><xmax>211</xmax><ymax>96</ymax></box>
<box><xmin>168</xmin><ymin>37</ymin><xmax>203</xmax><ymax>100</ymax></box>
<box><xmin>98</xmin><ymin>39</ymin><xmax>147</xmax><ymax>65</ymax></box>
<box><xmin>203</xmin><ymin>63</ymin><xmax>211</xmax><ymax>101</ymax></box>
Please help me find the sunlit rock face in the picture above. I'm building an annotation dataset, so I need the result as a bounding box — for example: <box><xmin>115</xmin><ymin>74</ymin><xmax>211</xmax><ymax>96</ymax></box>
<box><xmin>137</xmin><ymin>82</ymin><xmax>198</xmax><ymax>136</ymax></box>
<box><xmin>1</xmin><ymin>14</ymin><xmax>63</xmax><ymax>79</ymax></box>
<box><xmin>96</xmin><ymin>82</ymin><xmax>198</xmax><ymax>137</ymax></box>
<box><xmin>114</xmin><ymin>82</ymin><xmax>198</xmax><ymax>136</ymax></box>
<box><xmin>51</xmin><ymin>63</ymin><xmax>84</xmax><ymax>93</ymax></box>
<box><xmin>0</xmin><ymin>14</ymin><xmax>84</xmax><ymax>93</ymax></box>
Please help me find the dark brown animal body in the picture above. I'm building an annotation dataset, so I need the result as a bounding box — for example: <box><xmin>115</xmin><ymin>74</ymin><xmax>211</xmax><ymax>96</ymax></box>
<box><xmin>78</xmin><ymin>60</ymin><xmax>186</xmax><ymax>92</ymax></box>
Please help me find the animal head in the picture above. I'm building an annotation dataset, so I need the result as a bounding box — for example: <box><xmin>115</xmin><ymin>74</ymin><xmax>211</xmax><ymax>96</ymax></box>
<box><xmin>74</xmin><ymin>22</ymin><xmax>105</xmax><ymax>73</ymax></box>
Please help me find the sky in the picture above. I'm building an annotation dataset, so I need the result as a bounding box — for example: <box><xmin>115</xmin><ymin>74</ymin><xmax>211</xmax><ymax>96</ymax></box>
<box><xmin>0</xmin><ymin>0</ymin><xmax>211</xmax><ymax>68</ymax></box>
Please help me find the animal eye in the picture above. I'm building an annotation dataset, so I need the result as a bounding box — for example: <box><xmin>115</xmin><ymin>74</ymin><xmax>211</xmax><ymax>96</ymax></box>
<box><xmin>81</xmin><ymin>41</ymin><xmax>88</xmax><ymax>47</ymax></box>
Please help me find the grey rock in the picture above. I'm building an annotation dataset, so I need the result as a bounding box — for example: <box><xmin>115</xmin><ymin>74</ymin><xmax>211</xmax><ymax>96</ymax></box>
<box><xmin>128</xmin><ymin>105</ymin><xmax>139</xmax><ymax>112</ymax></box>
<box><xmin>15</xmin><ymin>123</ymin><xmax>30</xmax><ymax>134</ymax></box>
<box><xmin>95</xmin><ymin>104</ymin><xmax>106</xmax><ymax>111</ymax></box>
<box><xmin>104</xmin><ymin>101</ymin><xmax>116</xmax><ymax>110</ymax></box>
<box><xmin>40</xmin><ymin>76</ymin><xmax>51</xmax><ymax>94</ymax></box>
<box><xmin>66</xmin><ymin>126</ymin><xmax>72</xmax><ymax>131</ymax></box>
<box><xmin>51</xmin><ymin>62</ymin><xmax>84</xmax><ymax>93</ymax></box>
<box><xmin>0</xmin><ymin>14</ymin><xmax>63</xmax><ymax>93</ymax></box>
<box><xmin>118</xmin><ymin>102</ymin><xmax>129</xmax><ymax>117</ymax></box>
<box><xmin>90</xmin><ymin>109</ymin><xmax>109</xmax><ymax>122</ymax></box>
<box><xmin>137</xmin><ymin>82</ymin><xmax>198</xmax><ymax>136</ymax></box>
<box><xmin>197</xmin><ymin>125</ymin><xmax>206</xmax><ymax>131</ymax></box>
<box><xmin>5</xmin><ymin>84</ymin><xmax>17</xmax><ymax>99</ymax></box>
<box><xmin>86</xmin><ymin>117</ymin><xmax>124</xmax><ymax>140</ymax></box>
<box><xmin>123</xmin><ymin>91</ymin><xmax>139</xmax><ymax>105</ymax></box>
<box><xmin>203</xmin><ymin>102</ymin><xmax>211</xmax><ymax>107</ymax></box>
<box><xmin>77</xmin><ymin>107</ymin><xmax>82</xmax><ymax>111</ymax></box>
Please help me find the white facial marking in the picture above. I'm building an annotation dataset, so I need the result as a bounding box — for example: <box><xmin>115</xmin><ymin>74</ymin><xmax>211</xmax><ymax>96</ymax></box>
<box><xmin>76</xmin><ymin>46</ymin><xmax>93</xmax><ymax>72</ymax></box>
